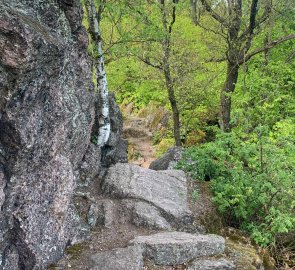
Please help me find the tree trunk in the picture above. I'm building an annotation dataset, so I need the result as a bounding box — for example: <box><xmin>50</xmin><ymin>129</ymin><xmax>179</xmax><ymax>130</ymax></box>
<box><xmin>87</xmin><ymin>0</ymin><xmax>110</xmax><ymax>146</ymax></box>
<box><xmin>219</xmin><ymin>62</ymin><xmax>239</xmax><ymax>132</ymax></box>
<box><xmin>160</xmin><ymin>0</ymin><xmax>182</xmax><ymax>146</ymax></box>
<box><xmin>164</xmin><ymin>68</ymin><xmax>182</xmax><ymax>146</ymax></box>
<box><xmin>190</xmin><ymin>0</ymin><xmax>199</xmax><ymax>25</ymax></box>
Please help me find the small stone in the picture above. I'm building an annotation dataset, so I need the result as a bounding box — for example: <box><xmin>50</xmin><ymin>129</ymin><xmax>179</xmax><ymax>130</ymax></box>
<box><xmin>87</xmin><ymin>204</ymin><xmax>99</xmax><ymax>227</ymax></box>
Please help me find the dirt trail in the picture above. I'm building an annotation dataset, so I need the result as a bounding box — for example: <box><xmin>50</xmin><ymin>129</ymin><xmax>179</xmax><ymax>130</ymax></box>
<box><xmin>123</xmin><ymin>116</ymin><xmax>156</xmax><ymax>168</ymax></box>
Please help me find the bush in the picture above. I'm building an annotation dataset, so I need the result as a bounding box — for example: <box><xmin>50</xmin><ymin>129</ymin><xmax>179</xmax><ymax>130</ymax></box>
<box><xmin>177</xmin><ymin>130</ymin><xmax>295</xmax><ymax>247</ymax></box>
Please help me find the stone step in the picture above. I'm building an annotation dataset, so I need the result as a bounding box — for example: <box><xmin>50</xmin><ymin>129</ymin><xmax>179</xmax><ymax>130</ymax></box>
<box><xmin>188</xmin><ymin>258</ymin><xmax>236</xmax><ymax>270</ymax></box>
<box><xmin>123</xmin><ymin>127</ymin><xmax>150</xmax><ymax>138</ymax></box>
<box><xmin>102</xmin><ymin>164</ymin><xmax>192</xmax><ymax>222</ymax></box>
<box><xmin>90</xmin><ymin>246</ymin><xmax>143</xmax><ymax>270</ymax></box>
<box><xmin>130</xmin><ymin>231</ymin><xmax>225</xmax><ymax>265</ymax></box>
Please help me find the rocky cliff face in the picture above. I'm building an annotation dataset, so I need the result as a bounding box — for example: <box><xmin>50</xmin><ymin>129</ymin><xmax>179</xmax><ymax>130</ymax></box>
<box><xmin>0</xmin><ymin>1</ymin><xmax>126</xmax><ymax>269</ymax></box>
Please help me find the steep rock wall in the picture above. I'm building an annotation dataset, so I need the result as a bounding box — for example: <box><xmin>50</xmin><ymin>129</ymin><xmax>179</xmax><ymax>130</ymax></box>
<box><xmin>0</xmin><ymin>0</ymin><xmax>103</xmax><ymax>268</ymax></box>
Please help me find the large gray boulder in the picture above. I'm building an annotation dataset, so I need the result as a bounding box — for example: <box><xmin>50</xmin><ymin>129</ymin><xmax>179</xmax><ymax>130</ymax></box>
<box><xmin>90</xmin><ymin>246</ymin><xmax>143</xmax><ymax>270</ymax></box>
<box><xmin>0</xmin><ymin>0</ymin><xmax>97</xmax><ymax>268</ymax></box>
<box><xmin>131</xmin><ymin>232</ymin><xmax>225</xmax><ymax>265</ymax></box>
<box><xmin>102</xmin><ymin>163</ymin><xmax>192</xmax><ymax>222</ymax></box>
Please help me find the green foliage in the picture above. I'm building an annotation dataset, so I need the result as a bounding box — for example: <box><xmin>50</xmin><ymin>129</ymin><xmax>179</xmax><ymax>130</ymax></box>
<box><xmin>155</xmin><ymin>137</ymin><xmax>175</xmax><ymax>157</ymax></box>
<box><xmin>106</xmin><ymin>57</ymin><xmax>166</xmax><ymax>108</ymax></box>
<box><xmin>178</xmin><ymin>130</ymin><xmax>295</xmax><ymax>247</ymax></box>
<box><xmin>101</xmin><ymin>1</ymin><xmax>223</xmax><ymax>136</ymax></box>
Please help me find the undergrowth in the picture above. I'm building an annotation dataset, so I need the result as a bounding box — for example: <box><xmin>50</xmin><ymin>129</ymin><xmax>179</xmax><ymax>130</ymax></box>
<box><xmin>177</xmin><ymin>128</ymin><xmax>295</xmax><ymax>248</ymax></box>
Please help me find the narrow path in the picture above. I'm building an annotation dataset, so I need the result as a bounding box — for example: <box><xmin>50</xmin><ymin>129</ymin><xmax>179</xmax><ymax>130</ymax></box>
<box><xmin>123</xmin><ymin>116</ymin><xmax>156</xmax><ymax>168</ymax></box>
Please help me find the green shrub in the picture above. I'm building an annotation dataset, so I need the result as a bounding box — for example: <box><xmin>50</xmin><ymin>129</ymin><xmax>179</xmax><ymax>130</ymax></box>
<box><xmin>177</xmin><ymin>130</ymin><xmax>295</xmax><ymax>247</ymax></box>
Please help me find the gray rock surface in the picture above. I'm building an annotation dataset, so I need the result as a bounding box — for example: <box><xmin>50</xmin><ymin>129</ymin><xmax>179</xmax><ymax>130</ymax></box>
<box><xmin>131</xmin><ymin>232</ymin><xmax>225</xmax><ymax>265</ymax></box>
<box><xmin>0</xmin><ymin>0</ymin><xmax>98</xmax><ymax>268</ymax></box>
<box><xmin>0</xmin><ymin>40</ymin><xmax>127</xmax><ymax>270</ymax></box>
<box><xmin>86</xmin><ymin>199</ymin><xmax>115</xmax><ymax>229</ymax></box>
<box><xmin>188</xmin><ymin>258</ymin><xmax>236</xmax><ymax>270</ymax></box>
<box><xmin>90</xmin><ymin>245</ymin><xmax>143</xmax><ymax>270</ymax></box>
<box><xmin>131</xmin><ymin>201</ymin><xmax>172</xmax><ymax>230</ymax></box>
<box><xmin>78</xmin><ymin>144</ymin><xmax>101</xmax><ymax>186</ymax></box>
<box><xmin>149</xmin><ymin>147</ymin><xmax>183</xmax><ymax>170</ymax></box>
<box><xmin>102</xmin><ymin>164</ymin><xmax>191</xmax><ymax>222</ymax></box>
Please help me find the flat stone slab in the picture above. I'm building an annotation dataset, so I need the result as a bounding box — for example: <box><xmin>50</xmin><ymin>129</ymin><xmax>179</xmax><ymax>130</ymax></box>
<box><xmin>130</xmin><ymin>232</ymin><xmax>225</xmax><ymax>265</ymax></box>
<box><xmin>188</xmin><ymin>258</ymin><xmax>236</xmax><ymax>270</ymax></box>
<box><xmin>103</xmin><ymin>163</ymin><xmax>191</xmax><ymax>220</ymax></box>
<box><xmin>90</xmin><ymin>245</ymin><xmax>143</xmax><ymax>270</ymax></box>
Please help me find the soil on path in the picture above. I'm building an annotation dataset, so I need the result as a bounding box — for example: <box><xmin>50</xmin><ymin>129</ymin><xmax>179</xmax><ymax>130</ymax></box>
<box><xmin>123</xmin><ymin>116</ymin><xmax>157</xmax><ymax>168</ymax></box>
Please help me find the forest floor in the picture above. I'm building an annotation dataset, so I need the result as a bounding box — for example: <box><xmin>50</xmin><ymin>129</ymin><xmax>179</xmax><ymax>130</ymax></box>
<box><xmin>122</xmin><ymin>116</ymin><xmax>156</xmax><ymax>168</ymax></box>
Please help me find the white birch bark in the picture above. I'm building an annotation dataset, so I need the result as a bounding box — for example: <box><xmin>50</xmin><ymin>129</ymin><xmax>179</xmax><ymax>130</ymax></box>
<box><xmin>88</xmin><ymin>0</ymin><xmax>110</xmax><ymax>147</ymax></box>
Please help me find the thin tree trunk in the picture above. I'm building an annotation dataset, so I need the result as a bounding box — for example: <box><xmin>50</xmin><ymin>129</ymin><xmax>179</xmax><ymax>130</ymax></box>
<box><xmin>87</xmin><ymin>0</ymin><xmax>110</xmax><ymax>146</ymax></box>
<box><xmin>160</xmin><ymin>0</ymin><xmax>182</xmax><ymax>146</ymax></box>
<box><xmin>164</xmin><ymin>68</ymin><xmax>182</xmax><ymax>146</ymax></box>
<box><xmin>219</xmin><ymin>62</ymin><xmax>239</xmax><ymax>132</ymax></box>
<box><xmin>162</xmin><ymin>36</ymin><xmax>181</xmax><ymax>146</ymax></box>
<box><xmin>191</xmin><ymin>0</ymin><xmax>199</xmax><ymax>25</ymax></box>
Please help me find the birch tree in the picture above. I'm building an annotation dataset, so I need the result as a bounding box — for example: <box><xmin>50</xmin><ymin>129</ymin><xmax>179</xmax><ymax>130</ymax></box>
<box><xmin>85</xmin><ymin>0</ymin><xmax>110</xmax><ymax>146</ymax></box>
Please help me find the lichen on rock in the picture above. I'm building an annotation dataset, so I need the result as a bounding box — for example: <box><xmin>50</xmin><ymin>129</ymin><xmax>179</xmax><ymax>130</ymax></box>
<box><xmin>0</xmin><ymin>0</ymin><xmax>97</xmax><ymax>268</ymax></box>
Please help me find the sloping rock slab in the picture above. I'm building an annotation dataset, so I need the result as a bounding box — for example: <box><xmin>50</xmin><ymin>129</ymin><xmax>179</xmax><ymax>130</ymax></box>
<box><xmin>131</xmin><ymin>232</ymin><xmax>225</xmax><ymax>265</ymax></box>
<box><xmin>90</xmin><ymin>245</ymin><xmax>143</xmax><ymax>270</ymax></box>
<box><xmin>188</xmin><ymin>258</ymin><xmax>236</xmax><ymax>270</ymax></box>
<box><xmin>131</xmin><ymin>201</ymin><xmax>172</xmax><ymax>230</ymax></box>
<box><xmin>102</xmin><ymin>164</ymin><xmax>191</xmax><ymax>221</ymax></box>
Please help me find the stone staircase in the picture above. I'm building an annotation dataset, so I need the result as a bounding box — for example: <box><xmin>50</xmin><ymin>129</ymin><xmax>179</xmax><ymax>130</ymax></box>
<box><xmin>53</xmin><ymin>164</ymin><xmax>236</xmax><ymax>270</ymax></box>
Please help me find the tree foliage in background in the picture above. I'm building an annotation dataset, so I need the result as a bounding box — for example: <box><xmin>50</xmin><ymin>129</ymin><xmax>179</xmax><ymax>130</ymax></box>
<box><xmin>199</xmin><ymin>0</ymin><xmax>295</xmax><ymax>132</ymax></box>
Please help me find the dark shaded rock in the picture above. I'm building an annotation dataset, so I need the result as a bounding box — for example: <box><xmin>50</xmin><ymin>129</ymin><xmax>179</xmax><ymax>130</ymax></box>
<box><xmin>131</xmin><ymin>232</ymin><xmax>225</xmax><ymax>265</ymax></box>
<box><xmin>101</xmin><ymin>93</ymin><xmax>128</xmax><ymax>167</ymax></box>
<box><xmin>102</xmin><ymin>164</ymin><xmax>192</xmax><ymax>222</ymax></box>
<box><xmin>90</xmin><ymin>245</ymin><xmax>144</xmax><ymax>270</ymax></box>
<box><xmin>0</xmin><ymin>0</ymin><xmax>96</xmax><ymax>268</ymax></box>
<box><xmin>188</xmin><ymin>258</ymin><xmax>236</xmax><ymax>270</ymax></box>
<box><xmin>149</xmin><ymin>147</ymin><xmax>183</xmax><ymax>171</ymax></box>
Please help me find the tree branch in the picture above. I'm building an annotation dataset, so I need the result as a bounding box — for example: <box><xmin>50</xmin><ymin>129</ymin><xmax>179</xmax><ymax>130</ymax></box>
<box><xmin>241</xmin><ymin>0</ymin><xmax>259</xmax><ymax>54</ymax></box>
<box><xmin>240</xmin><ymin>34</ymin><xmax>295</xmax><ymax>64</ymax></box>
<box><xmin>239</xmin><ymin>0</ymin><xmax>272</xmax><ymax>42</ymax></box>
<box><xmin>205</xmin><ymin>56</ymin><xmax>227</xmax><ymax>63</ymax></box>
<box><xmin>168</xmin><ymin>0</ymin><xmax>178</xmax><ymax>34</ymax></box>
<box><xmin>200</xmin><ymin>0</ymin><xmax>229</xmax><ymax>27</ymax></box>
<box><xmin>129</xmin><ymin>53</ymin><xmax>163</xmax><ymax>70</ymax></box>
